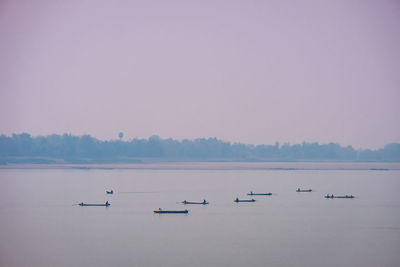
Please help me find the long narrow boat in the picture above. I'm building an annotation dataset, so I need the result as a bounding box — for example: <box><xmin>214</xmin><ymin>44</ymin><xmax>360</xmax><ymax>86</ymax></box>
<box><xmin>324</xmin><ymin>195</ymin><xmax>354</xmax><ymax>199</ymax></box>
<box><xmin>154</xmin><ymin>208</ymin><xmax>189</xmax><ymax>214</ymax></box>
<box><xmin>182</xmin><ymin>200</ymin><xmax>209</xmax><ymax>205</ymax></box>
<box><xmin>296</xmin><ymin>188</ymin><xmax>312</xmax><ymax>192</ymax></box>
<box><xmin>79</xmin><ymin>201</ymin><xmax>110</xmax><ymax>206</ymax></box>
<box><xmin>234</xmin><ymin>198</ymin><xmax>256</xmax><ymax>203</ymax></box>
<box><xmin>248</xmin><ymin>192</ymin><xmax>272</xmax><ymax>196</ymax></box>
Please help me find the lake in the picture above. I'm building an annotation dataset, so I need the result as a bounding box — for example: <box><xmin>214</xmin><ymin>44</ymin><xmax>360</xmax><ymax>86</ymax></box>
<box><xmin>0</xmin><ymin>163</ymin><xmax>399</xmax><ymax>267</ymax></box>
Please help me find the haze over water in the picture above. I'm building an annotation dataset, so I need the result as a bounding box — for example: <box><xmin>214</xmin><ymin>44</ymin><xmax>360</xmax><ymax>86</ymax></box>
<box><xmin>1</xmin><ymin>1</ymin><xmax>399</xmax><ymax>266</ymax></box>
<box><xmin>1</xmin><ymin>165</ymin><xmax>399</xmax><ymax>267</ymax></box>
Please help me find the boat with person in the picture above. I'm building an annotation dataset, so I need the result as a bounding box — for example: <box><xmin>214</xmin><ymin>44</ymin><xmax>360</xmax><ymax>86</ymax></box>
<box><xmin>154</xmin><ymin>208</ymin><xmax>189</xmax><ymax>214</ymax></box>
<box><xmin>182</xmin><ymin>200</ymin><xmax>209</xmax><ymax>205</ymax></box>
<box><xmin>79</xmin><ymin>201</ymin><xmax>110</xmax><ymax>206</ymax></box>
<box><xmin>296</xmin><ymin>188</ymin><xmax>312</xmax><ymax>192</ymax></box>
<box><xmin>324</xmin><ymin>194</ymin><xmax>354</xmax><ymax>199</ymax></box>
<box><xmin>234</xmin><ymin>198</ymin><xmax>256</xmax><ymax>203</ymax></box>
<box><xmin>106</xmin><ymin>190</ymin><xmax>113</xmax><ymax>194</ymax></box>
<box><xmin>248</xmin><ymin>191</ymin><xmax>272</xmax><ymax>196</ymax></box>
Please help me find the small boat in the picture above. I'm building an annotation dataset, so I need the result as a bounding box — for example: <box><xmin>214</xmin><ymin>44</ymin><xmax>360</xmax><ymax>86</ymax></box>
<box><xmin>248</xmin><ymin>191</ymin><xmax>272</xmax><ymax>196</ymax></box>
<box><xmin>234</xmin><ymin>198</ymin><xmax>256</xmax><ymax>203</ymax></box>
<box><xmin>154</xmin><ymin>208</ymin><xmax>189</xmax><ymax>214</ymax></box>
<box><xmin>182</xmin><ymin>200</ymin><xmax>209</xmax><ymax>205</ymax></box>
<box><xmin>106</xmin><ymin>190</ymin><xmax>114</xmax><ymax>194</ymax></box>
<box><xmin>79</xmin><ymin>201</ymin><xmax>110</xmax><ymax>206</ymax></box>
<box><xmin>296</xmin><ymin>188</ymin><xmax>312</xmax><ymax>192</ymax></box>
<box><xmin>324</xmin><ymin>194</ymin><xmax>354</xmax><ymax>199</ymax></box>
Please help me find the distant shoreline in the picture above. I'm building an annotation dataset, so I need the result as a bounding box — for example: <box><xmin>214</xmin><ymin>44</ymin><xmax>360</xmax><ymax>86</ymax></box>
<box><xmin>1</xmin><ymin>162</ymin><xmax>400</xmax><ymax>170</ymax></box>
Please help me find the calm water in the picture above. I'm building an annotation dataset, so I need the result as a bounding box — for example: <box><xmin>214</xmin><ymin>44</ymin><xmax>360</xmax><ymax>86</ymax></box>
<box><xmin>0</xmin><ymin>167</ymin><xmax>399</xmax><ymax>267</ymax></box>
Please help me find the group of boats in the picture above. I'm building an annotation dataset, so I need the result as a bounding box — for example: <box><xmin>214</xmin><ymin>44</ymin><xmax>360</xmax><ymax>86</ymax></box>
<box><xmin>76</xmin><ymin>188</ymin><xmax>355</xmax><ymax>213</ymax></box>
<box><xmin>76</xmin><ymin>190</ymin><xmax>114</xmax><ymax>207</ymax></box>
<box><xmin>154</xmin><ymin>199</ymin><xmax>209</xmax><ymax>213</ymax></box>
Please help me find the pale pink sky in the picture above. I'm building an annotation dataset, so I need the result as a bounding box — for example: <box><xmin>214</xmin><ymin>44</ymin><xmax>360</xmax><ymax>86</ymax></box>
<box><xmin>0</xmin><ymin>0</ymin><xmax>399</xmax><ymax>149</ymax></box>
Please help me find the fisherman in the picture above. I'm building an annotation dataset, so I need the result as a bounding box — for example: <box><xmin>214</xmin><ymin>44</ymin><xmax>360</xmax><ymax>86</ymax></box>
<box><xmin>106</xmin><ymin>201</ymin><xmax>109</xmax><ymax>205</ymax></box>
<box><xmin>235</xmin><ymin>197</ymin><xmax>239</xmax><ymax>202</ymax></box>
<box><xmin>297</xmin><ymin>188</ymin><xmax>300</xmax><ymax>192</ymax></box>
<box><xmin>331</xmin><ymin>194</ymin><xmax>334</xmax><ymax>198</ymax></box>
<box><xmin>203</xmin><ymin>199</ymin><xmax>207</xmax><ymax>204</ymax></box>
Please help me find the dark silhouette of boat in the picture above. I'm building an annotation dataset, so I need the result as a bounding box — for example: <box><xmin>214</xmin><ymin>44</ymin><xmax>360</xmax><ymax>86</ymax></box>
<box><xmin>296</xmin><ymin>188</ymin><xmax>312</xmax><ymax>192</ymax></box>
<box><xmin>325</xmin><ymin>194</ymin><xmax>354</xmax><ymax>199</ymax></box>
<box><xmin>154</xmin><ymin>208</ymin><xmax>188</xmax><ymax>214</ymax></box>
<box><xmin>248</xmin><ymin>191</ymin><xmax>272</xmax><ymax>196</ymax></box>
<box><xmin>182</xmin><ymin>200</ymin><xmax>209</xmax><ymax>205</ymax></box>
<box><xmin>106</xmin><ymin>190</ymin><xmax>113</xmax><ymax>194</ymax></box>
<box><xmin>79</xmin><ymin>201</ymin><xmax>110</xmax><ymax>206</ymax></box>
<box><xmin>234</xmin><ymin>198</ymin><xmax>256</xmax><ymax>203</ymax></box>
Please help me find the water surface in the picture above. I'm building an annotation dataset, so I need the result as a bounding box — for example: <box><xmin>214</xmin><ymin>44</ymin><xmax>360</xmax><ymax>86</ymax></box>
<box><xmin>0</xmin><ymin>166</ymin><xmax>399</xmax><ymax>267</ymax></box>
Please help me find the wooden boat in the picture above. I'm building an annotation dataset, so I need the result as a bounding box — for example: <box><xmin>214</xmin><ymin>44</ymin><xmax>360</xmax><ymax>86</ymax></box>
<box><xmin>79</xmin><ymin>201</ymin><xmax>110</xmax><ymax>206</ymax></box>
<box><xmin>296</xmin><ymin>188</ymin><xmax>312</xmax><ymax>192</ymax></box>
<box><xmin>154</xmin><ymin>208</ymin><xmax>188</xmax><ymax>214</ymax></box>
<box><xmin>106</xmin><ymin>190</ymin><xmax>113</xmax><ymax>194</ymax></box>
<box><xmin>182</xmin><ymin>200</ymin><xmax>209</xmax><ymax>205</ymax></box>
<box><xmin>248</xmin><ymin>192</ymin><xmax>272</xmax><ymax>196</ymax></box>
<box><xmin>324</xmin><ymin>194</ymin><xmax>354</xmax><ymax>199</ymax></box>
<box><xmin>234</xmin><ymin>198</ymin><xmax>256</xmax><ymax>203</ymax></box>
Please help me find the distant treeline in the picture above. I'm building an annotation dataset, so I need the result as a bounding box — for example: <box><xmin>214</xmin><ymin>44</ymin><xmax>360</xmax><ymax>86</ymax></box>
<box><xmin>0</xmin><ymin>133</ymin><xmax>399</xmax><ymax>164</ymax></box>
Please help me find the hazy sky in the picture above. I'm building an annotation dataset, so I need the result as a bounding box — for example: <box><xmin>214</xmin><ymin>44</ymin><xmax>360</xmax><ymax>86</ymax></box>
<box><xmin>0</xmin><ymin>0</ymin><xmax>399</xmax><ymax>149</ymax></box>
